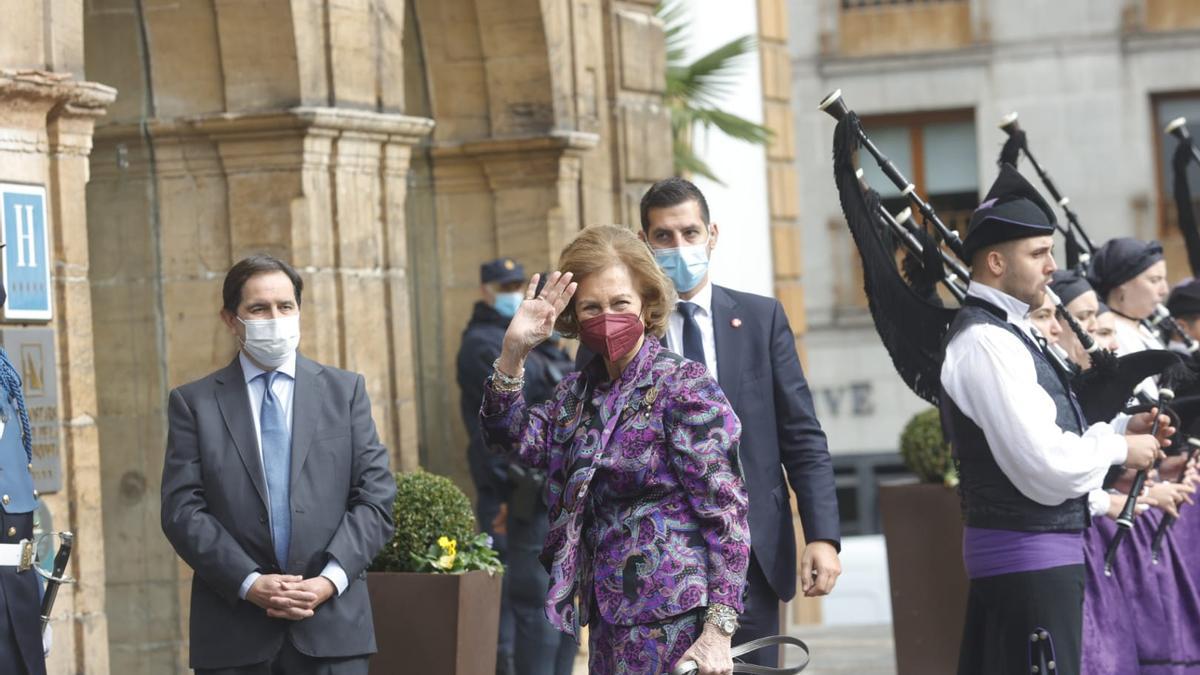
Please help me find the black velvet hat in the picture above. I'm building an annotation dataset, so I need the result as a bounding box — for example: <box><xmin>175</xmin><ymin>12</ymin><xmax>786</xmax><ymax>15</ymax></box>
<box><xmin>1168</xmin><ymin>278</ymin><xmax>1200</xmax><ymax>318</ymax></box>
<box><xmin>962</xmin><ymin>163</ymin><xmax>1058</xmax><ymax>262</ymax></box>
<box><xmin>1086</xmin><ymin>238</ymin><xmax>1164</xmax><ymax>300</ymax></box>
<box><xmin>1049</xmin><ymin>269</ymin><xmax>1095</xmax><ymax>308</ymax></box>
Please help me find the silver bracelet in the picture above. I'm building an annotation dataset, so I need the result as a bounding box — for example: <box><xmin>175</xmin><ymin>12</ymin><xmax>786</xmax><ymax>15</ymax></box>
<box><xmin>704</xmin><ymin>603</ymin><xmax>739</xmax><ymax>636</ymax></box>
<box><xmin>491</xmin><ymin>359</ymin><xmax>524</xmax><ymax>391</ymax></box>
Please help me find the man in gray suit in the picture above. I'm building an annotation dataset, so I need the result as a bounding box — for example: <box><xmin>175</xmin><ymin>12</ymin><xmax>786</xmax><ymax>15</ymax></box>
<box><xmin>161</xmin><ymin>255</ymin><xmax>396</xmax><ymax>674</ymax></box>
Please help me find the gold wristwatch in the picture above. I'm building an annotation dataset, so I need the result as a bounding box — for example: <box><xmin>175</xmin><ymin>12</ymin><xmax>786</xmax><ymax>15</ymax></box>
<box><xmin>704</xmin><ymin>603</ymin><xmax>739</xmax><ymax>637</ymax></box>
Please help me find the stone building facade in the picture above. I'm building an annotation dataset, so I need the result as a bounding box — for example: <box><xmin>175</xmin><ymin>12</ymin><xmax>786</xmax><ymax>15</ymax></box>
<box><xmin>2</xmin><ymin>0</ymin><xmax>811</xmax><ymax>672</ymax></box>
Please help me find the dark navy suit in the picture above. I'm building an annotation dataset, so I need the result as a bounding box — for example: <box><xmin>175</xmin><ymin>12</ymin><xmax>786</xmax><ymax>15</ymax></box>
<box><xmin>705</xmin><ymin>286</ymin><xmax>840</xmax><ymax>664</ymax></box>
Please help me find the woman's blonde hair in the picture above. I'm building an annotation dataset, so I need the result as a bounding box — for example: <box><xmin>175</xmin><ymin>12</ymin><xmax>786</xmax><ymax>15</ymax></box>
<box><xmin>555</xmin><ymin>225</ymin><xmax>676</xmax><ymax>338</ymax></box>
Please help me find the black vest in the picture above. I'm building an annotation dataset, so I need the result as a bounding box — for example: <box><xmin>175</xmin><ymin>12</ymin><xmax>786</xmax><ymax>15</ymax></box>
<box><xmin>940</xmin><ymin>296</ymin><xmax>1090</xmax><ymax>532</ymax></box>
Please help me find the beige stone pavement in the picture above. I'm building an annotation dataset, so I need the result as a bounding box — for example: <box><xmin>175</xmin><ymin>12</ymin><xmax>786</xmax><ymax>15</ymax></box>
<box><xmin>569</xmin><ymin>623</ymin><xmax>897</xmax><ymax>674</ymax></box>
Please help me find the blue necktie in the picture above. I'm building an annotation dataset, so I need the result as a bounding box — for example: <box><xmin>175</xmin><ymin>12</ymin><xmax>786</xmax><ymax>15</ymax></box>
<box><xmin>258</xmin><ymin>371</ymin><xmax>291</xmax><ymax>569</ymax></box>
<box><xmin>678</xmin><ymin>301</ymin><xmax>706</xmax><ymax>366</ymax></box>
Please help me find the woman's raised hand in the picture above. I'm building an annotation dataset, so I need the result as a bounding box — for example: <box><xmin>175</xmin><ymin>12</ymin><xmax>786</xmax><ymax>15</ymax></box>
<box><xmin>498</xmin><ymin>272</ymin><xmax>576</xmax><ymax>374</ymax></box>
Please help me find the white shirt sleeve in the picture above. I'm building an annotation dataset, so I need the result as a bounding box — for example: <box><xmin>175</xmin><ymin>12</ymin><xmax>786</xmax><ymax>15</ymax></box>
<box><xmin>1088</xmin><ymin>489</ymin><xmax>1112</xmax><ymax>518</ymax></box>
<box><xmin>320</xmin><ymin>558</ymin><xmax>350</xmax><ymax>596</ymax></box>
<box><xmin>941</xmin><ymin>323</ymin><xmax>1128</xmax><ymax>506</ymax></box>
<box><xmin>239</xmin><ymin>571</ymin><xmax>261</xmax><ymax>600</ymax></box>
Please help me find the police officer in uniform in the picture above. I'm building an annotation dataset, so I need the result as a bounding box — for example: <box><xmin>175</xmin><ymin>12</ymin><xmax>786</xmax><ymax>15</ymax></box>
<box><xmin>0</xmin><ymin>279</ymin><xmax>46</xmax><ymax>675</ymax></box>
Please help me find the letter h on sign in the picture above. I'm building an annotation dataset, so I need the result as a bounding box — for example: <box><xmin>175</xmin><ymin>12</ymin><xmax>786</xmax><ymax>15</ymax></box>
<box><xmin>0</xmin><ymin>184</ymin><xmax>52</xmax><ymax>321</ymax></box>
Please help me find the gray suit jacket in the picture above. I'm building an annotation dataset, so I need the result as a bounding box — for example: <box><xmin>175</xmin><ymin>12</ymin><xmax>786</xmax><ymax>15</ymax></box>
<box><xmin>161</xmin><ymin>354</ymin><xmax>396</xmax><ymax>669</ymax></box>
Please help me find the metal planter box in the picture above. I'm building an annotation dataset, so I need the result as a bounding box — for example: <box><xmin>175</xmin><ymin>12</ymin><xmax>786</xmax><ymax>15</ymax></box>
<box><xmin>879</xmin><ymin>480</ymin><xmax>968</xmax><ymax>675</ymax></box>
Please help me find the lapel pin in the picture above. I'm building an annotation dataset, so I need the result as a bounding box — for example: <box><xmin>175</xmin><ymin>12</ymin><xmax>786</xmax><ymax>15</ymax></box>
<box><xmin>731</xmin><ymin>318</ymin><xmax>742</xmax><ymax>328</ymax></box>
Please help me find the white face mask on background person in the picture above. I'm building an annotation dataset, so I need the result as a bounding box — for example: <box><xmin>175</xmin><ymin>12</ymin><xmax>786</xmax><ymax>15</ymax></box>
<box><xmin>238</xmin><ymin>314</ymin><xmax>300</xmax><ymax>368</ymax></box>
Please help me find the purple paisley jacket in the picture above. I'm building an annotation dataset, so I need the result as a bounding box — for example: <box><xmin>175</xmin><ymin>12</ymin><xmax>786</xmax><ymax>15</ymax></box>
<box><xmin>480</xmin><ymin>338</ymin><xmax>749</xmax><ymax>636</ymax></box>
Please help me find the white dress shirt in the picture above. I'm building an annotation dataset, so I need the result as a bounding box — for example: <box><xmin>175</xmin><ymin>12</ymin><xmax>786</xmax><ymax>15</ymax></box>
<box><xmin>666</xmin><ymin>280</ymin><xmax>719</xmax><ymax>377</ymax></box>
<box><xmin>237</xmin><ymin>351</ymin><xmax>348</xmax><ymax>600</ymax></box>
<box><xmin>941</xmin><ymin>283</ymin><xmax>1128</xmax><ymax>518</ymax></box>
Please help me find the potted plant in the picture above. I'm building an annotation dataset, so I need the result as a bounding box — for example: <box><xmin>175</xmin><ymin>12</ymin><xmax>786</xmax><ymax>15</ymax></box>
<box><xmin>879</xmin><ymin>408</ymin><xmax>968</xmax><ymax>675</ymax></box>
<box><xmin>367</xmin><ymin>470</ymin><xmax>505</xmax><ymax>675</ymax></box>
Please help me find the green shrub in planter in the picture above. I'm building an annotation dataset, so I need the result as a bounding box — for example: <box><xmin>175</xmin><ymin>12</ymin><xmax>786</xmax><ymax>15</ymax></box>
<box><xmin>899</xmin><ymin>408</ymin><xmax>957</xmax><ymax>487</ymax></box>
<box><xmin>370</xmin><ymin>470</ymin><xmax>491</xmax><ymax>573</ymax></box>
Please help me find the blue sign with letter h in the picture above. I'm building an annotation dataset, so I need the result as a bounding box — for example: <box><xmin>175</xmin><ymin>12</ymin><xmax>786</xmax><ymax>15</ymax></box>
<box><xmin>0</xmin><ymin>184</ymin><xmax>52</xmax><ymax>321</ymax></box>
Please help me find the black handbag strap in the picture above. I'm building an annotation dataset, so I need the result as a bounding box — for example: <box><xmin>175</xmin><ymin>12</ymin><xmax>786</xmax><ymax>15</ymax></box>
<box><xmin>670</xmin><ymin>635</ymin><xmax>810</xmax><ymax>674</ymax></box>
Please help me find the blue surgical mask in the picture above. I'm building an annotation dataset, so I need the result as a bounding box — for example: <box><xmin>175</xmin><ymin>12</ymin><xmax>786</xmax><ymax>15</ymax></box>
<box><xmin>493</xmin><ymin>291</ymin><xmax>523</xmax><ymax>318</ymax></box>
<box><xmin>653</xmin><ymin>243</ymin><xmax>710</xmax><ymax>293</ymax></box>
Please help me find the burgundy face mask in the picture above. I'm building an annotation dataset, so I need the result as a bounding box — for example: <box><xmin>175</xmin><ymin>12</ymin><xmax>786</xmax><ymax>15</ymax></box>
<box><xmin>579</xmin><ymin>312</ymin><xmax>645</xmax><ymax>362</ymax></box>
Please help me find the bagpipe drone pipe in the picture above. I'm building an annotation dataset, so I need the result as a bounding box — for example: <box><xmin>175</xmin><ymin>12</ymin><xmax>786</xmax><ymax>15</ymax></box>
<box><xmin>1167</xmin><ymin>115</ymin><xmax>1200</xmax><ymax>281</ymax></box>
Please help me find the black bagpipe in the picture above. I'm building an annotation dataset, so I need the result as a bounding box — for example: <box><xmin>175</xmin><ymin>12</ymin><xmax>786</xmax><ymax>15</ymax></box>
<box><xmin>818</xmin><ymin>89</ymin><xmax>1173</xmax><ymax>422</ymax></box>
<box><xmin>1165</xmin><ymin>116</ymin><xmax>1200</xmax><ymax>353</ymax></box>
<box><xmin>997</xmin><ymin>113</ymin><xmax>1096</xmax><ymax>270</ymax></box>
<box><xmin>819</xmin><ymin>89</ymin><xmax>956</xmax><ymax>405</ymax></box>
<box><xmin>1104</xmin><ymin>386</ymin><xmax>1174</xmax><ymax>575</ymax></box>
<box><xmin>1103</xmin><ymin>355</ymin><xmax>1199</xmax><ymax>569</ymax></box>
<box><xmin>1000</xmin><ymin>113</ymin><xmax>1200</xmax><ymax>358</ymax></box>
<box><xmin>1146</xmin><ymin>384</ymin><xmax>1200</xmax><ymax>561</ymax></box>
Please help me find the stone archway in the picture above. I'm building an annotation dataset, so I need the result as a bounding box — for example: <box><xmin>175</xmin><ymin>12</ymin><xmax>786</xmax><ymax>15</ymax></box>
<box><xmin>404</xmin><ymin>0</ymin><xmax>672</xmax><ymax>489</ymax></box>
<box><xmin>79</xmin><ymin>1</ymin><xmax>670</xmax><ymax>672</ymax></box>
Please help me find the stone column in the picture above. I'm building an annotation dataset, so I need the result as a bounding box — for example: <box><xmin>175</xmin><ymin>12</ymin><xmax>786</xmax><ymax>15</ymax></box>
<box><xmin>0</xmin><ymin>70</ymin><xmax>115</xmax><ymax>675</ymax></box>
<box><xmin>758</xmin><ymin>0</ymin><xmax>824</xmax><ymax>627</ymax></box>
<box><xmin>602</xmin><ymin>0</ymin><xmax>674</xmax><ymax>226</ymax></box>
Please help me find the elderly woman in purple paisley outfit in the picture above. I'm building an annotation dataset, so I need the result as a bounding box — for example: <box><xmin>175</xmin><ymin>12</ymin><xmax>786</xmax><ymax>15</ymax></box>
<box><xmin>480</xmin><ymin>225</ymin><xmax>750</xmax><ymax>675</ymax></box>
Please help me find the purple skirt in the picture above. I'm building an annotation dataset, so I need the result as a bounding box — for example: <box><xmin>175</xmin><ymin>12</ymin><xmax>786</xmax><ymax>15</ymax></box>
<box><xmin>1084</xmin><ymin>508</ymin><xmax>1200</xmax><ymax>674</ymax></box>
<box><xmin>1083</xmin><ymin>519</ymin><xmax>1139</xmax><ymax>675</ymax></box>
<box><xmin>587</xmin><ymin>610</ymin><xmax>703</xmax><ymax>674</ymax></box>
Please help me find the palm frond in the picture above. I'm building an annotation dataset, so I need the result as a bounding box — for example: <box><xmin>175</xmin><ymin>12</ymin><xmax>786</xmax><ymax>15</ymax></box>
<box><xmin>657</xmin><ymin>0</ymin><xmax>691</xmax><ymax>65</ymax></box>
<box><xmin>674</xmin><ymin>143</ymin><xmax>722</xmax><ymax>184</ymax></box>
<box><xmin>666</xmin><ymin>36</ymin><xmax>758</xmax><ymax>105</ymax></box>
<box><xmin>654</xmin><ymin>3</ymin><xmax>769</xmax><ymax>184</ymax></box>
<box><xmin>690</xmin><ymin>108</ymin><xmax>772</xmax><ymax>144</ymax></box>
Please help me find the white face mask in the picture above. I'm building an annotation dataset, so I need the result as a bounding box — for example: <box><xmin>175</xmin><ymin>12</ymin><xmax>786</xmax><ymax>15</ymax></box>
<box><xmin>238</xmin><ymin>314</ymin><xmax>300</xmax><ymax>368</ymax></box>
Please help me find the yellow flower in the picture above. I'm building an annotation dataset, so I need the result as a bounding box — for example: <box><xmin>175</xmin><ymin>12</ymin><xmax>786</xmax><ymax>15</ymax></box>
<box><xmin>435</xmin><ymin>551</ymin><xmax>457</xmax><ymax>570</ymax></box>
<box><xmin>438</xmin><ymin>536</ymin><xmax>450</xmax><ymax>548</ymax></box>
<box><xmin>437</xmin><ymin>536</ymin><xmax>457</xmax><ymax>557</ymax></box>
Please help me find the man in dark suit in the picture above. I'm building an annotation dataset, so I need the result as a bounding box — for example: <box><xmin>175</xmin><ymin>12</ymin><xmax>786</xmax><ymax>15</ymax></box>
<box><xmin>161</xmin><ymin>255</ymin><xmax>396</xmax><ymax>674</ymax></box>
<box><xmin>640</xmin><ymin>177</ymin><xmax>842</xmax><ymax>666</ymax></box>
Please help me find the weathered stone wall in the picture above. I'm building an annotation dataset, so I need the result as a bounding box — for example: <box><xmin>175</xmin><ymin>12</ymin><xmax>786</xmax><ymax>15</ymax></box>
<box><xmin>406</xmin><ymin>0</ymin><xmax>673</xmax><ymax>494</ymax></box>
<box><xmin>2</xmin><ymin>0</ymin><xmax>676</xmax><ymax>671</ymax></box>
<box><xmin>0</xmin><ymin>3</ymin><xmax>114</xmax><ymax>674</ymax></box>
<box><xmin>83</xmin><ymin>2</ymin><xmax>430</xmax><ymax>672</ymax></box>
<box><xmin>74</xmin><ymin>0</ymin><xmax>675</xmax><ymax>673</ymax></box>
